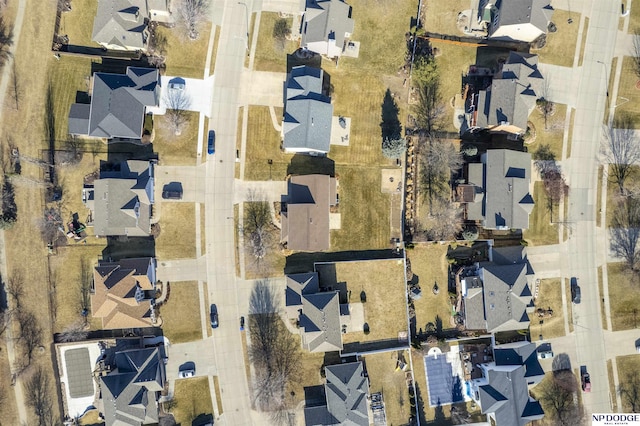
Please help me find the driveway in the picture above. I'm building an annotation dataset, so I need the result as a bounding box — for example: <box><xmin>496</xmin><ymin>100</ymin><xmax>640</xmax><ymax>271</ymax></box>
<box><xmin>157</xmin><ymin>257</ymin><xmax>208</xmax><ymax>282</ymax></box>
<box><xmin>261</xmin><ymin>0</ymin><xmax>301</xmax><ymax>14</ymax></box>
<box><xmin>154</xmin><ymin>165</ymin><xmax>206</xmax><ymax>205</ymax></box>
<box><xmin>233</xmin><ymin>179</ymin><xmax>287</xmax><ymax>203</ymax></box>
<box><xmin>240</xmin><ymin>70</ymin><xmax>285</xmax><ymax>106</ymax></box>
<box><xmin>526</xmin><ymin>244</ymin><xmax>563</xmax><ymax>278</ymax></box>
<box><xmin>166</xmin><ymin>338</ymin><xmax>218</xmax><ymax>381</ymax></box>
<box><xmin>148</xmin><ymin>75</ymin><xmax>215</xmax><ymax>116</ymax></box>
<box><xmin>538</xmin><ymin>63</ymin><xmax>579</xmax><ymax>107</ymax></box>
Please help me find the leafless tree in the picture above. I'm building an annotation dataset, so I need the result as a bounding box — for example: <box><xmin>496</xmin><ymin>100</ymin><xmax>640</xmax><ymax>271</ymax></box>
<box><xmin>25</xmin><ymin>367</ymin><xmax>56</xmax><ymax>426</ymax></box>
<box><xmin>419</xmin><ymin>197</ymin><xmax>462</xmax><ymax>241</ymax></box>
<box><xmin>11</xmin><ymin>59</ymin><xmax>19</xmax><ymax>110</ymax></box>
<box><xmin>536</xmin><ymin>370</ymin><xmax>582</xmax><ymax>426</ymax></box>
<box><xmin>58</xmin><ymin>321</ymin><xmax>89</xmax><ymax>343</ymax></box>
<box><xmin>39</xmin><ymin>207</ymin><xmax>63</xmax><ymax>245</ymax></box>
<box><xmin>17</xmin><ymin>310</ymin><xmax>43</xmax><ymax>365</ymax></box>
<box><xmin>419</xmin><ymin>136</ymin><xmax>462</xmax><ymax>214</ymax></box>
<box><xmin>244</xmin><ymin>191</ymin><xmax>274</xmax><ymax>268</ymax></box>
<box><xmin>537</xmin><ymin>75</ymin><xmax>554</xmax><ymax>130</ymax></box>
<box><xmin>602</xmin><ymin>118</ymin><xmax>640</xmax><ymax>194</ymax></box>
<box><xmin>610</xmin><ymin>196</ymin><xmax>640</xmax><ymax>270</ymax></box>
<box><xmin>0</xmin><ymin>17</ymin><xmax>13</xmax><ymax>68</ymax></box>
<box><xmin>79</xmin><ymin>258</ymin><xmax>92</xmax><ymax>322</ymax></box>
<box><xmin>272</xmin><ymin>18</ymin><xmax>291</xmax><ymax>50</ymax></box>
<box><xmin>619</xmin><ymin>373</ymin><xmax>640</xmax><ymax>412</ymax></box>
<box><xmin>176</xmin><ymin>0</ymin><xmax>210</xmax><ymax>40</ymax></box>
<box><xmin>7</xmin><ymin>271</ymin><xmax>24</xmax><ymax>311</ymax></box>
<box><xmin>164</xmin><ymin>88</ymin><xmax>192</xmax><ymax>136</ymax></box>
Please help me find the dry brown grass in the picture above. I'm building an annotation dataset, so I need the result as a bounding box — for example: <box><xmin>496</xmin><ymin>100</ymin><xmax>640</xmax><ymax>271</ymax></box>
<box><xmin>526</xmin><ymin>103</ymin><xmax>567</xmax><ymax>160</ymax></box>
<box><xmin>616</xmin><ymin>355</ymin><xmax>640</xmax><ymax>412</ymax></box>
<box><xmin>154</xmin><ymin>112</ymin><xmax>199</xmax><ymax>166</ymax></box>
<box><xmin>534</xmin><ymin>10</ymin><xmax>580</xmax><ymax>67</ymax></box>
<box><xmin>523</xmin><ymin>182</ymin><xmax>559</xmax><ymax>246</ymax></box>
<box><xmin>364</xmin><ymin>350</ymin><xmax>412</xmax><ymax>425</ymax></box>
<box><xmin>532</xmin><ymin>279</ymin><xmax>565</xmax><ymax>339</ymax></box>
<box><xmin>155</xmin><ymin>203</ymin><xmax>197</xmax><ymax>260</ymax></box>
<box><xmin>158</xmin><ymin>23</ymin><xmax>212</xmax><ymax>79</ymax></box>
<box><xmin>58</xmin><ymin>0</ymin><xmax>99</xmax><ymax>47</ymax></box>
<box><xmin>408</xmin><ymin>244</ymin><xmax>455</xmax><ymax>333</ymax></box>
<box><xmin>613</xmin><ymin>57</ymin><xmax>640</xmax><ymax>128</ymax></box>
<box><xmin>253</xmin><ymin>13</ymin><xmax>299</xmax><ymax>72</ymax></box>
<box><xmin>286</xmin><ymin>342</ymin><xmax>325</xmax><ymax>407</ymax></box>
<box><xmin>159</xmin><ymin>281</ymin><xmax>203</xmax><ymax>343</ymax></box>
<box><xmin>326</xmin><ymin>259</ymin><xmax>407</xmax><ymax>344</ymax></box>
<box><xmin>78</xmin><ymin>408</ymin><xmax>102</xmax><ymax>425</ymax></box>
<box><xmin>244</xmin><ymin>106</ymin><xmax>288</xmax><ymax>181</ymax></box>
<box><xmin>422</xmin><ymin>0</ymin><xmax>468</xmax><ymax>36</ymax></box>
<box><xmin>607</xmin><ymin>263</ymin><xmax>640</xmax><ymax>330</ymax></box>
<box><xmin>171</xmin><ymin>376</ymin><xmax>214</xmax><ymax>424</ymax></box>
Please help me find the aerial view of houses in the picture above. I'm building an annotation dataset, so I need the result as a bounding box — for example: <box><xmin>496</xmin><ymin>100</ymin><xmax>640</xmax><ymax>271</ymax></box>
<box><xmin>0</xmin><ymin>0</ymin><xmax>639</xmax><ymax>425</ymax></box>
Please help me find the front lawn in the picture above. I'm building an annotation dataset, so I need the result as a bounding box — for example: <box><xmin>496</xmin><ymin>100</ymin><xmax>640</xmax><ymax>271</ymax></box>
<box><xmin>156</xmin><ymin>203</ymin><xmax>197</xmax><ymax>260</ymax></box>
<box><xmin>157</xmin><ymin>23</ymin><xmax>212</xmax><ymax>79</ymax></box>
<box><xmin>523</xmin><ymin>182</ymin><xmax>559</xmax><ymax>246</ymax></box>
<box><xmin>526</xmin><ymin>103</ymin><xmax>567</xmax><ymax>160</ymax></box>
<box><xmin>170</xmin><ymin>377</ymin><xmax>214</xmax><ymax>425</ymax></box>
<box><xmin>607</xmin><ymin>263</ymin><xmax>640</xmax><ymax>331</ymax></box>
<box><xmin>613</xmin><ymin>56</ymin><xmax>640</xmax><ymax>128</ymax></box>
<box><xmin>159</xmin><ymin>281</ymin><xmax>203</xmax><ymax>343</ymax></box>
<box><xmin>616</xmin><ymin>355</ymin><xmax>640</xmax><ymax>412</ymax></box>
<box><xmin>532</xmin><ymin>279</ymin><xmax>565</xmax><ymax>339</ymax></box>
<box><xmin>253</xmin><ymin>13</ymin><xmax>299</xmax><ymax>72</ymax></box>
<box><xmin>534</xmin><ymin>10</ymin><xmax>580</xmax><ymax>67</ymax></box>
<box><xmin>153</xmin><ymin>112</ymin><xmax>199</xmax><ymax>165</ymax></box>
<box><xmin>244</xmin><ymin>106</ymin><xmax>289</xmax><ymax>181</ymax></box>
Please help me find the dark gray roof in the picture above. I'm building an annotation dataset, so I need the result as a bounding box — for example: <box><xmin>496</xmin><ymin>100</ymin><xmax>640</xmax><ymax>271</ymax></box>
<box><xmin>482</xmin><ymin>149</ymin><xmax>533</xmax><ymax>230</ymax></box>
<box><xmin>324</xmin><ymin>362</ymin><xmax>369</xmax><ymax>425</ymax></box>
<box><xmin>476</xmin><ymin>52</ymin><xmax>543</xmax><ymax>131</ymax></box>
<box><xmin>92</xmin><ymin>160</ymin><xmax>154</xmax><ymax>236</ymax></box>
<box><xmin>92</xmin><ymin>0</ymin><xmax>149</xmax><ymax>50</ymax></box>
<box><xmin>489</xmin><ymin>0</ymin><xmax>554</xmax><ymax>40</ymax></box>
<box><xmin>283</xmin><ymin>66</ymin><xmax>333</xmax><ymax>153</ymax></box>
<box><xmin>68</xmin><ymin>103</ymin><xmax>91</xmax><ymax>135</ymax></box>
<box><xmin>100</xmin><ymin>346</ymin><xmax>165</xmax><ymax>425</ymax></box>
<box><xmin>475</xmin><ymin>341</ymin><xmax>544</xmax><ymax>426</ymax></box>
<box><xmin>480</xmin><ymin>263</ymin><xmax>532</xmax><ymax>332</ymax></box>
<box><xmin>286</xmin><ymin>273</ymin><xmax>320</xmax><ymax>319</ymax></box>
<box><xmin>300</xmin><ymin>291</ymin><xmax>342</xmax><ymax>352</ymax></box>
<box><xmin>463</xmin><ymin>278</ymin><xmax>486</xmax><ymax>330</ymax></box>
<box><xmin>301</xmin><ymin>0</ymin><xmax>354</xmax><ymax>56</ymax></box>
<box><xmin>70</xmin><ymin>67</ymin><xmax>159</xmax><ymax>139</ymax></box>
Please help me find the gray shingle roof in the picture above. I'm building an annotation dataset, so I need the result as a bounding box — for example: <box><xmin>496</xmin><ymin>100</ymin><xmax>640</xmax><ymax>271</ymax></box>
<box><xmin>92</xmin><ymin>0</ymin><xmax>149</xmax><ymax>50</ymax></box>
<box><xmin>489</xmin><ymin>0</ymin><xmax>554</xmax><ymax>41</ymax></box>
<box><xmin>474</xmin><ymin>341</ymin><xmax>544</xmax><ymax>426</ymax></box>
<box><xmin>475</xmin><ymin>52</ymin><xmax>544</xmax><ymax>132</ymax></box>
<box><xmin>301</xmin><ymin>0</ymin><xmax>354</xmax><ymax>57</ymax></box>
<box><xmin>324</xmin><ymin>362</ymin><xmax>369</xmax><ymax>425</ymax></box>
<box><xmin>286</xmin><ymin>272</ymin><xmax>320</xmax><ymax>318</ymax></box>
<box><xmin>300</xmin><ymin>291</ymin><xmax>343</xmax><ymax>352</ymax></box>
<box><xmin>91</xmin><ymin>160</ymin><xmax>154</xmax><ymax>237</ymax></box>
<box><xmin>283</xmin><ymin>66</ymin><xmax>333</xmax><ymax>153</ymax></box>
<box><xmin>482</xmin><ymin>149</ymin><xmax>533</xmax><ymax>230</ymax></box>
<box><xmin>100</xmin><ymin>346</ymin><xmax>165</xmax><ymax>425</ymax></box>
<box><xmin>68</xmin><ymin>103</ymin><xmax>91</xmax><ymax>135</ymax></box>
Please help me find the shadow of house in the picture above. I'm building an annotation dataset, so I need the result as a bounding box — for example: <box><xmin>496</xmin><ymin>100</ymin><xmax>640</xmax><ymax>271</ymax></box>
<box><xmin>285</xmin><ymin>249</ymin><xmax>402</xmax><ymax>274</ymax></box>
<box><xmin>287</xmin><ymin>154</ymin><xmax>335</xmax><ymax>176</ymax></box>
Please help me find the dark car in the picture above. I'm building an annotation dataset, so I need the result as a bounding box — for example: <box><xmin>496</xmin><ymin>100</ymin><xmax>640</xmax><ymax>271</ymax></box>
<box><xmin>240</xmin><ymin>316</ymin><xmax>245</xmax><ymax>331</ymax></box>
<box><xmin>207</xmin><ymin>130</ymin><xmax>215</xmax><ymax>155</ymax></box>
<box><xmin>570</xmin><ymin>277</ymin><xmax>581</xmax><ymax>304</ymax></box>
<box><xmin>210</xmin><ymin>304</ymin><xmax>218</xmax><ymax>328</ymax></box>
<box><xmin>582</xmin><ymin>372</ymin><xmax>591</xmax><ymax>392</ymax></box>
<box><xmin>162</xmin><ymin>190</ymin><xmax>182</xmax><ymax>200</ymax></box>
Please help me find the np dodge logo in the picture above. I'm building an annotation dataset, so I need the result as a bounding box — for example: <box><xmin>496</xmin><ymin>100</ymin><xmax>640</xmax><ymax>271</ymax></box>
<box><xmin>592</xmin><ymin>414</ymin><xmax>640</xmax><ymax>425</ymax></box>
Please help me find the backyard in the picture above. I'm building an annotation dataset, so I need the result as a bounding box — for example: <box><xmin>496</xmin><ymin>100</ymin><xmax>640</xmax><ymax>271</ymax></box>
<box><xmin>607</xmin><ymin>263</ymin><xmax>640</xmax><ymax>331</ymax></box>
<box><xmin>422</xmin><ymin>0</ymin><xmax>468</xmax><ymax>36</ymax></box>
<box><xmin>58</xmin><ymin>0</ymin><xmax>99</xmax><ymax>47</ymax></box>
<box><xmin>364</xmin><ymin>350</ymin><xmax>412</xmax><ymax>425</ymax></box>
<box><xmin>159</xmin><ymin>281</ymin><xmax>203</xmax><ymax>343</ymax></box>
<box><xmin>532</xmin><ymin>279</ymin><xmax>566</xmax><ymax>340</ymax></box>
<box><xmin>155</xmin><ymin>203</ymin><xmax>197</xmax><ymax>260</ymax></box>
<box><xmin>523</xmin><ymin>182</ymin><xmax>560</xmax><ymax>246</ymax></box>
<box><xmin>170</xmin><ymin>377</ymin><xmax>214</xmax><ymax>425</ymax></box>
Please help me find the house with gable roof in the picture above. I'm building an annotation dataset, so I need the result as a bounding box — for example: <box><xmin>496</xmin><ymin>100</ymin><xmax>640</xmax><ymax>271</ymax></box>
<box><xmin>461</xmin><ymin>245</ymin><xmax>535</xmax><ymax>333</ymax></box>
<box><xmin>473</xmin><ymin>52</ymin><xmax>544</xmax><ymax>135</ymax></box>
<box><xmin>477</xmin><ymin>0</ymin><xmax>554</xmax><ymax>43</ymax></box>
<box><xmin>98</xmin><ymin>344</ymin><xmax>166</xmax><ymax>425</ymax></box>
<box><xmin>304</xmin><ymin>361</ymin><xmax>370</xmax><ymax>425</ymax></box>
<box><xmin>300</xmin><ymin>0</ymin><xmax>354</xmax><ymax>59</ymax></box>
<box><xmin>91</xmin><ymin>257</ymin><xmax>158</xmax><ymax>329</ymax></box>
<box><xmin>69</xmin><ymin>66</ymin><xmax>160</xmax><ymax>141</ymax></box>
<box><xmin>469</xmin><ymin>341</ymin><xmax>545</xmax><ymax>425</ymax></box>
<box><xmin>283</xmin><ymin>65</ymin><xmax>333</xmax><ymax>154</ymax></box>
<box><xmin>83</xmin><ymin>160</ymin><xmax>155</xmax><ymax>237</ymax></box>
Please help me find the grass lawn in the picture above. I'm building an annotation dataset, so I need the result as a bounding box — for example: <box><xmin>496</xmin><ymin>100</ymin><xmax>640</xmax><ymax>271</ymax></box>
<box><xmin>616</xmin><ymin>355</ymin><xmax>640</xmax><ymax>412</ymax></box>
<box><xmin>253</xmin><ymin>13</ymin><xmax>299</xmax><ymax>72</ymax></box>
<box><xmin>533</xmin><ymin>279</ymin><xmax>565</xmax><ymax>339</ymax></box>
<box><xmin>526</xmin><ymin>103</ymin><xmax>567</xmax><ymax>160</ymax></box>
<box><xmin>79</xmin><ymin>409</ymin><xmax>102</xmax><ymax>425</ymax></box>
<box><xmin>363</xmin><ymin>350</ymin><xmax>412</xmax><ymax>425</ymax></box>
<box><xmin>244</xmin><ymin>106</ymin><xmax>289</xmax><ymax>180</ymax></box>
<box><xmin>171</xmin><ymin>377</ymin><xmax>214</xmax><ymax>424</ymax></box>
<box><xmin>286</xmin><ymin>345</ymin><xmax>325</xmax><ymax>407</ymax></box>
<box><xmin>156</xmin><ymin>203</ymin><xmax>197</xmax><ymax>260</ymax></box>
<box><xmin>606</xmin><ymin>165</ymin><xmax>640</xmax><ymax>227</ymax></box>
<box><xmin>159</xmin><ymin>281</ymin><xmax>202</xmax><ymax>343</ymax></box>
<box><xmin>629</xmin><ymin>0</ymin><xmax>640</xmax><ymax>32</ymax></box>
<box><xmin>578</xmin><ymin>17</ymin><xmax>589</xmax><ymax>67</ymax></box>
<box><xmin>407</xmin><ymin>244</ymin><xmax>454</xmax><ymax>333</ymax></box>
<box><xmin>157</xmin><ymin>23</ymin><xmax>212</xmax><ymax>79</ymax></box>
<box><xmin>59</xmin><ymin>0</ymin><xmax>99</xmax><ymax>47</ymax></box>
<box><xmin>607</xmin><ymin>263</ymin><xmax>640</xmax><ymax>330</ymax></box>
<box><xmin>608</xmin><ymin>359</ymin><xmax>618</xmax><ymax>412</ymax></box>
<box><xmin>598</xmin><ymin>266</ymin><xmax>607</xmax><ymax>330</ymax></box>
<box><xmin>154</xmin><ymin>112</ymin><xmax>199</xmax><ymax>165</ymax></box>
<box><xmin>523</xmin><ymin>182</ymin><xmax>559</xmax><ymax>246</ymax></box>
<box><xmin>563</xmin><ymin>278</ymin><xmax>574</xmax><ymax>333</ymax></box>
<box><xmin>613</xmin><ymin>56</ymin><xmax>640</xmax><ymax>128</ymax></box>
<box><xmin>326</xmin><ymin>259</ymin><xmax>407</xmax><ymax>344</ymax></box>
<box><xmin>242</xmin><ymin>202</ymin><xmax>285</xmax><ymax>279</ymax></box>
<box><xmin>422</xmin><ymin>0</ymin><xmax>468</xmax><ymax>36</ymax></box>
<box><xmin>534</xmin><ymin>10</ymin><xmax>580</xmax><ymax>67</ymax></box>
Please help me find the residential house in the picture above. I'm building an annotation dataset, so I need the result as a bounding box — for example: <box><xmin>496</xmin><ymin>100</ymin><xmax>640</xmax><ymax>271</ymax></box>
<box><xmin>477</xmin><ymin>0</ymin><xmax>553</xmax><ymax>43</ymax></box>
<box><xmin>473</xmin><ymin>52</ymin><xmax>544</xmax><ymax>135</ymax></box>
<box><xmin>469</xmin><ymin>341</ymin><xmax>545</xmax><ymax>425</ymax></box>
<box><xmin>300</xmin><ymin>0</ymin><xmax>354</xmax><ymax>59</ymax></box>
<box><xmin>92</xmin><ymin>0</ymin><xmax>171</xmax><ymax>51</ymax></box>
<box><xmin>460</xmin><ymin>149</ymin><xmax>533</xmax><ymax>230</ymax></box>
<box><xmin>285</xmin><ymin>273</ymin><xmax>350</xmax><ymax>352</ymax></box>
<box><xmin>281</xmin><ymin>174</ymin><xmax>337</xmax><ymax>251</ymax></box>
<box><xmin>91</xmin><ymin>257</ymin><xmax>157</xmax><ymax>329</ymax></box>
<box><xmin>98</xmin><ymin>344</ymin><xmax>166</xmax><ymax>425</ymax></box>
<box><xmin>69</xmin><ymin>66</ymin><xmax>161</xmax><ymax>140</ymax></box>
<box><xmin>304</xmin><ymin>361</ymin><xmax>370</xmax><ymax>425</ymax></box>
<box><xmin>283</xmin><ymin>65</ymin><xmax>333</xmax><ymax>154</ymax></box>
<box><xmin>461</xmin><ymin>245</ymin><xmax>535</xmax><ymax>333</ymax></box>
<box><xmin>82</xmin><ymin>160</ymin><xmax>154</xmax><ymax>237</ymax></box>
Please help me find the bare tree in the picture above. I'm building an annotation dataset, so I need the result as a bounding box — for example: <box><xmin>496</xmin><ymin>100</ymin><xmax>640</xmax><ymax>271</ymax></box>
<box><xmin>419</xmin><ymin>197</ymin><xmax>462</xmax><ymax>241</ymax></box>
<box><xmin>244</xmin><ymin>191</ymin><xmax>274</xmax><ymax>267</ymax></box>
<box><xmin>412</xmin><ymin>58</ymin><xmax>444</xmax><ymax>134</ymax></box>
<box><xmin>176</xmin><ymin>0</ymin><xmax>210</xmax><ymax>40</ymax></box>
<box><xmin>610</xmin><ymin>196</ymin><xmax>640</xmax><ymax>270</ymax></box>
<box><xmin>25</xmin><ymin>367</ymin><xmax>55</xmax><ymax>426</ymax></box>
<box><xmin>537</xmin><ymin>75</ymin><xmax>554</xmax><ymax>130</ymax></box>
<box><xmin>619</xmin><ymin>373</ymin><xmax>640</xmax><ymax>412</ymax></box>
<box><xmin>7</xmin><ymin>271</ymin><xmax>24</xmax><ymax>311</ymax></box>
<box><xmin>79</xmin><ymin>258</ymin><xmax>92</xmax><ymax>322</ymax></box>
<box><xmin>17</xmin><ymin>310</ymin><xmax>43</xmax><ymax>365</ymax></box>
<box><xmin>536</xmin><ymin>370</ymin><xmax>582</xmax><ymax>426</ymax></box>
<box><xmin>39</xmin><ymin>207</ymin><xmax>63</xmax><ymax>245</ymax></box>
<box><xmin>58</xmin><ymin>321</ymin><xmax>89</xmax><ymax>343</ymax></box>
<box><xmin>164</xmin><ymin>88</ymin><xmax>192</xmax><ymax>136</ymax></box>
<box><xmin>419</xmin><ymin>136</ymin><xmax>462</xmax><ymax>214</ymax></box>
<box><xmin>602</xmin><ymin>118</ymin><xmax>640</xmax><ymax>194</ymax></box>
<box><xmin>272</xmin><ymin>18</ymin><xmax>291</xmax><ymax>50</ymax></box>
<box><xmin>0</xmin><ymin>17</ymin><xmax>13</xmax><ymax>68</ymax></box>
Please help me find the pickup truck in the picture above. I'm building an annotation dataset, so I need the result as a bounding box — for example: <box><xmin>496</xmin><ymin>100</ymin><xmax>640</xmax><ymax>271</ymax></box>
<box><xmin>581</xmin><ymin>371</ymin><xmax>591</xmax><ymax>392</ymax></box>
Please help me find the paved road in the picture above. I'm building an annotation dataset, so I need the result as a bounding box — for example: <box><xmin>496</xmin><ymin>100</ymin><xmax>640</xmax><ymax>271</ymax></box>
<box><xmin>204</xmin><ymin>0</ymin><xmax>255</xmax><ymax>423</ymax></box>
<box><xmin>564</xmin><ymin>0</ymin><xmax>620</xmax><ymax>415</ymax></box>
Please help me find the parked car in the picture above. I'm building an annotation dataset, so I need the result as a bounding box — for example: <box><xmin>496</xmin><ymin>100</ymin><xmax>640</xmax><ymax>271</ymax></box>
<box><xmin>208</xmin><ymin>130</ymin><xmax>216</xmax><ymax>155</ymax></box>
<box><xmin>210</xmin><ymin>304</ymin><xmax>219</xmax><ymax>328</ymax></box>
<box><xmin>178</xmin><ymin>368</ymin><xmax>195</xmax><ymax>378</ymax></box>
<box><xmin>162</xmin><ymin>190</ymin><xmax>183</xmax><ymax>200</ymax></box>
<box><xmin>571</xmin><ymin>277</ymin><xmax>581</xmax><ymax>304</ymax></box>
<box><xmin>240</xmin><ymin>316</ymin><xmax>245</xmax><ymax>331</ymax></box>
<box><xmin>537</xmin><ymin>343</ymin><xmax>554</xmax><ymax>359</ymax></box>
<box><xmin>582</xmin><ymin>372</ymin><xmax>591</xmax><ymax>392</ymax></box>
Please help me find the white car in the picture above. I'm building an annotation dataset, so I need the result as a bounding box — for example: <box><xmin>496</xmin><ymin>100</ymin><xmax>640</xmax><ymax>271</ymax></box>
<box><xmin>178</xmin><ymin>369</ymin><xmax>195</xmax><ymax>378</ymax></box>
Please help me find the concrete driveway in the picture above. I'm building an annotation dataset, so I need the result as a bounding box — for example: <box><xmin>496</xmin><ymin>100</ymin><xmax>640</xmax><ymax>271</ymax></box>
<box><xmin>166</xmin><ymin>338</ymin><xmax>218</xmax><ymax>381</ymax></box>
<box><xmin>157</xmin><ymin>257</ymin><xmax>208</xmax><ymax>282</ymax></box>
<box><xmin>538</xmin><ymin>63</ymin><xmax>579</xmax><ymax>107</ymax></box>
<box><xmin>240</xmin><ymin>70</ymin><xmax>284</xmax><ymax>106</ymax></box>
<box><xmin>261</xmin><ymin>0</ymin><xmax>301</xmax><ymax>13</ymax></box>
<box><xmin>155</xmin><ymin>165</ymin><xmax>206</xmax><ymax>205</ymax></box>
<box><xmin>148</xmin><ymin>75</ymin><xmax>215</xmax><ymax>117</ymax></box>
